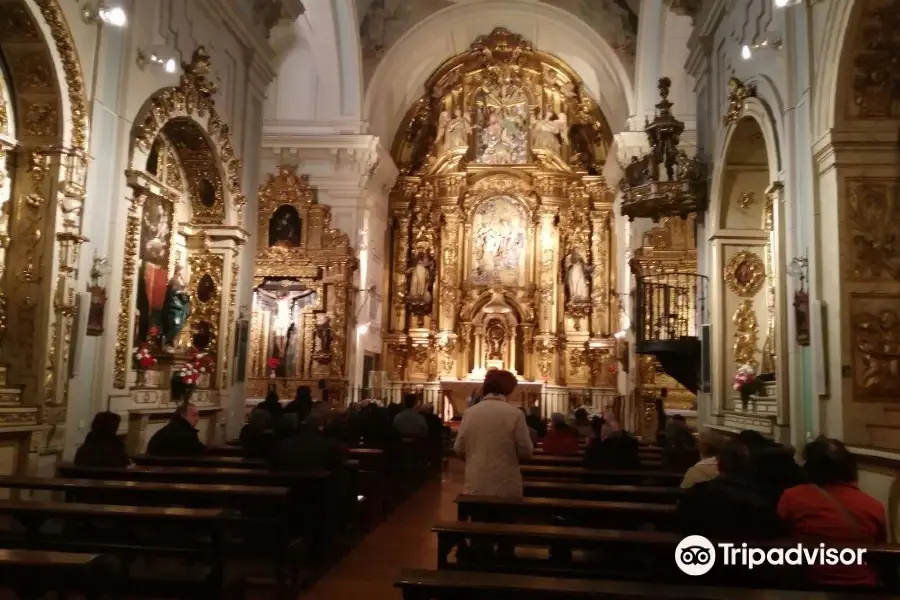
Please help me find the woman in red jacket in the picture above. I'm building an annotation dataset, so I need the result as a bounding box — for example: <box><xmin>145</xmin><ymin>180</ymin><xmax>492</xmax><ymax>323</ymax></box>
<box><xmin>542</xmin><ymin>413</ymin><xmax>581</xmax><ymax>456</ymax></box>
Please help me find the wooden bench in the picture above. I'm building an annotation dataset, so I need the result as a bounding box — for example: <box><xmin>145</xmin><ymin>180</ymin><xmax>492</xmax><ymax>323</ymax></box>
<box><xmin>521</xmin><ymin>464</ymin><xmax>684</xmax><ymax>485</ymax></box>
<box><xmin>523</xmin><ymin>480</ymin><xmax>684</xmax><ymax>503</ymax></box>
<box><xmin>0</xmin><ymin>549</ymin><xmax>118</xmax><ymax>600</ymax></box>
<box><xmin>525</xmin><ymin>455</ymin><xmax>664</xmax><ymax>469</ymax></box>
<box><xmin>456</xmin><ymin>494</ymin><xmax>676</xmax><ymax>530</ymax></box>
<box><xmin>0</xmin><ymin>500</ymin><xmax>229</xmax><ymax>598</ymax></box>
<box><xmin>394</xmin><ymin>568</ymin><xmax>880</xmax><ymax>600</ymax></box>
<box><xmin>534</xmin><ymin>446</ymin><xmax>663</xmax><ymax>457</ymax></box>
<box><xmin>132</xmin><ymin>454</ymin><xmax>267</xmax><ymax>469</ymax></box>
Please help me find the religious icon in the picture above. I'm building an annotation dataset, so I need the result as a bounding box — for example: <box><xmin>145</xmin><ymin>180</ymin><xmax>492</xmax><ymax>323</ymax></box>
<box><xmin>530</xmin><ymin>109</ymin><xmax>568</xmax><ymax>158</ymax></box>
<box><xmin>136</xmin><ymin>195</ymin><xmax>172</xmax><ymax>345</ymax></box>
<box><xmin>436</xmin><ymin>106</ymin><xmax>472</xmax><ymax>154</ymax></box>
<box><xmin>162</xmin><ymin>263</ymin><xmax>191</xmax><ymax>353</ymax></box>
<box><xmin>794</xmin><ymin>289</ymin><xmax>810</xmax><ymax>346</ymax></box>
<box><xmin>564</xmin><ymin>248</ymin><xmax>593</xmax><ymax>302</ymax></box>
<box><xmin>735</xmin><ymin>260</ymin><xmax>754</xmax><ymax>286</ymax></box>
<box><xmin>269</xmin><ymin>205</ymin><xmax>302</xmax><ymax>248</ymax></box>
<box><xmin>406</xmin><ymin>249</ymin><xmax>435</xmax><ymax>303</ymax></box>
<box><xmin>474</xmin><ymin>81</ymin><xmax>529</xmax><ymax>164</ymax></box>
<box><xmin>315</xmin><ymin>314</ymin><xmax>334</xmax><ymax>354</ymax></box>
<box><xmin>470</xmin><ymin>196</ymin><xmax>527</xmax><ymax>285</ymax></box>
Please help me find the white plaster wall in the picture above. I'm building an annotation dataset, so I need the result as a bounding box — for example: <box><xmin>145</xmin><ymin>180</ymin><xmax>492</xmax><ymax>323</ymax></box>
<box><xmin>56</xmin><ymin>0</ymin><xmax>278</xmax><ymax>455</ymax></box>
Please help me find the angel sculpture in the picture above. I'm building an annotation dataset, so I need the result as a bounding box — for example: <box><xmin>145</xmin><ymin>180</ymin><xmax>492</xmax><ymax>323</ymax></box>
<box><xmin>531</xmin><ymin>110</ymin><xmax>568</xmax><ymax>158</ymax></box>
<box><xmin>437</xmin><ymin>107</ymin><xmax>472</xmax><ymax>153</ymax></box>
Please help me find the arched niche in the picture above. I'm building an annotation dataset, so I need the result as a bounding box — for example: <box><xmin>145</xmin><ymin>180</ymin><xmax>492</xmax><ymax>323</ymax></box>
<box><xmin>114</xmin><ymin>47</ymin><xmax>247</xmax><ymax>404</ymax></box>
<box><xmin>0</xmin><ymin>0</ymin><xmax>90</xmax><ymax>456</ymax></box>
<box><xmin>708</xmin><ymin>103</ymin><xmax>787</xmax><ymax>435</ymax></box>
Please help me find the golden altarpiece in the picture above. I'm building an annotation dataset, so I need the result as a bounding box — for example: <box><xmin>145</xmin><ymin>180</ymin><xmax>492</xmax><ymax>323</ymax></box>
<box><xmin>246</xmin><ymin>166</ymin><xmax>355</xmax><ymax>401</ymax></box>
<box><xmin>384</xmin><ymin>29</ymin><xmax>619</xmax><ymax>415</ymax></box>
<box><xmin>113</xmin><ymin>48</ymin><xmax>248</xmax><ymax>451</ymax></box>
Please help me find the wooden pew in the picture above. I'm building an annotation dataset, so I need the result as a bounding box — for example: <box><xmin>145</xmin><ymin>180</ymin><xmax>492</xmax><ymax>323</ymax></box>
<box><xmin>456</xmin><ymin>494</ymin><xmax>676</xmax><ymax>530</ymax></box>
<box><xmin>534</xmin><ymin>446</ymin><xmax>663</xmax><ymax>457</ymax></box>
<box><xmin>0</xmin><ymin>500</ymin><xmax>229</xmax><ymax>598</ymax></box>
<box><xmin>523</xmin><ymin>480</ymin><xmax>684</xmax><ymax>503</ymax></box>
<box><xmin>0</xmin><ymin>549</ymin><xmax>118</xmax><ymax>600</ymax></box>
<box><xmin>133</xmin><ymin>454</ymin><xmax>266</xmax><ymax>469</ymax></box>
<box><xmin>525</xmin><ymin>455</ymin><xmax>665</xmax><ymax>469</ymax></box>
<box><xmin>394</xmin><ymin>568</ymin><xmax>879</xmax><ymax>600</ymax></box>
<box><xmin>521</xmin><ymin>464</ymin><xmax>684</xmax><ymax>486</ymax></box>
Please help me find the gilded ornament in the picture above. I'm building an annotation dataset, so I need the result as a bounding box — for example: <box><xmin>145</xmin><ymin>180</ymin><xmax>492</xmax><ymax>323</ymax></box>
<box><xmin>23</xmin><ymin>102</ymin><xmax>56</xmax><ymax>137</ymax></box>
<box><xmin>737</xmin><ymin>191</ymin><xmax>756</xmax><ymax>210</ymax></box>
<box><xmin>846</xmin><ymin>179</ymin><xmax>900</xmax><ymax>281</ymax></box>
<box><xmin>113</xmin><ymin>193</ymin><xmax>144</xmax><ymax>388</ymax></box>
<box><xmin>724</xmin><ymin>77</ymin><xmax>756</xmax><ymax>126</ymax></box>
<box><xmin>732</xmin><ymin>300</ymin><xmax>759</xmax><ymax>370</ymax></box>
<box><xmin>10</xmin><ymin>51</ymin><xmax>53</xmax><ymax>90</ymax></box>
<box><xmin>851</xmin><ymin>302</ymin><xmax>900</xmax><ymax>402</ymax></box>
<box><xmin>849</xmin><ymin>3</ymin><xmax>900</xmax><ymax>119</ymax></box>
<box><xmin>724</xmin><ymin>250</ymin><xmax>765</xmax><ymax>297</ymax></box>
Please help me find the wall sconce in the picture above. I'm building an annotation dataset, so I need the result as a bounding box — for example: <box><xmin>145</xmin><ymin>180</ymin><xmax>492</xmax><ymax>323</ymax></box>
<box><xmin>137</xmin><ymin>48</ymin><xmax>178</xmax><ymax>74</ymax></box>
<box><xmin>774</xmin><ymin>0</ymin><xmax>823</xmax><ymax>7</ymax></box>
<box><xmin>741</xmin><ymin>33</ymin><xmax>783</xmax><ymax>60</ymax></box>
<box><xmin>81</xmin><ymin>2</ymin><xmax>127</xmax><ymax>27</ymax></box>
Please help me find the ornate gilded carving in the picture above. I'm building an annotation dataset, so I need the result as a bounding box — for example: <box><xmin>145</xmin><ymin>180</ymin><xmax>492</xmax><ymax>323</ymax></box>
<box><xmin>725</xmin><ymin>250</ymin><xmax>766</xmax><ymax>297</ymax></box>
<box><xmin>738</xmin><ymin>191</ymin><xmax>756</xmax><ymax>210</ymax></box>
<box><xmin>619</xmin><ymin>77</ymin><xmax>707</xmax><ymax>221</ymax></box>
<box><xmin>846</xmin><ymin>179</ymin><xmax>900</xmax><ymax>280</ymax></box>
<box><xmin>114</xmin><ymin>193</ymin><xmax>145</xmax><ymax>388</ymax></box>
<box><xmin>732</xmin><ymin>300</ymin><xmax>759</xmax><ymax>369</ymax></box>
<box><xmin>851</xmin><ymin>295</ymin><xmax>900</xmax><ymax>402</ymax></box>
<box><xmin>848</xmin><ymin>2</ymin><xmax>900</xmax><ymax>119</ymax></box>
<box><xmin>724</xmin><ymin>77</ymin><xmax>756</xmax><ymax>126</ymax></box>
<box><xmin>132</xmin><ymin>47</ymin><xmax>245</xmax><ymax>222</ymax></box>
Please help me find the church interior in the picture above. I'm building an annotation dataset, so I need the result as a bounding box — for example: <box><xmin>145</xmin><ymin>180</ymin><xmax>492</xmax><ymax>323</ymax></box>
<box><xmin>0</xmin><ymin>0</ymin><xmax>898</xmax><ymax>598</ymax></box>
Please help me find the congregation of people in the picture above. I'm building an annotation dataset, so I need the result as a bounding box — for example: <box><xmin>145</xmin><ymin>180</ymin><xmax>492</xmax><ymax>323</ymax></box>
<box><xmin>453</xmin><ymin>375</ymin><xmax>890</xmax><ymax>590</ymax></box>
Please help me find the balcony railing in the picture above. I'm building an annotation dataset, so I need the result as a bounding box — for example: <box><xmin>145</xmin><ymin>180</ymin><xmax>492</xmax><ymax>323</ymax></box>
<box><xmin>635</xmin><ymin>272</ymin><xmax>708</xmax><ymax>345</ymax></box>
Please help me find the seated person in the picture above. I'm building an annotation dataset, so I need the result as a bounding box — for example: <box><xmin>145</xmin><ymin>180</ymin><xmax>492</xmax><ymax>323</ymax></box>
<box><xmin>393</xmin><ymin>393</ymin><xmax>429</xmax><ymax>438</ymax></box>
<box><xmin>573</xmin><ymin>407</ymin><xmax>591</xmax><ymax>438</ymax></box>
<box><xmin>584</xmin><ymin>416</ymin><xmax>640</xmax><ymax>470</ymax></box>
<box><xmin>739</xmin><ymin>429</ymin><xmax>806</xmax><ymax>503</ymax></box>
<box><xmin>239</xmin><ymin>408</ymin><xmax>277</xmax><ymax>459</ymax></box>
<box><xmin>675</xmin><ymin>439</ymin><xmax>785</xmax><ymax>540</ymax></box>
<box><xmin>269</xmin><ymin>396</ymin><xmax>345</xmax><ymax>472</ymax></box>
<box><xmin>586</xmin><ymin>415</ymin><xmax>605</xmax><ymax>442</ymax></box>
<box><xmin>664</xmin><ymin>414</ymin><xmax>699</xmax><ymax>471</ymax></box>
<box><xmin>74</xmin><ymin>411</ymin><xmax>130</xmax><ymax>468</ymax></box>
<box><xmin>542</xmin><ymin>413</ymin><xmax>581</xmax><ymax>456</ymax></box>
<box><xmin>778</xmin><ymin>437</ymin><xmax>886</xmax><ymax>587</ymax></box>
<box><xmin>681</xmin><ymin>428</ymin><xmax>725</xmax><ymax>489</ymax></box>
<box><xmin>146</xmin><ymin>403</ymin><xmax>206</xmax><ymax>456</ymax></box>
<box><xmin>256</xmin><ymin>391</ymin><xmax>285</xmax><ymax>422</ymax></box>
<box><xmin>525</xmin><ymin>406</ymin><xmax>547</xmax><ymax>439</ymax></box>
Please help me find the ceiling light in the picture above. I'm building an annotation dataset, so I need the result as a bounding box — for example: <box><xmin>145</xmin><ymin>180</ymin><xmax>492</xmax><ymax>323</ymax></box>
<box><xmin>137</xmin><ymin>48</ymin><xmax>180</xmax><ymax>75</ymax></box>
<box><xmin>82</xmin><ymin>3</ymin><xmax>127</xmax><ymax>27</ymax></box>
<box><xmin>740</xmin><ymin>34</ymin><xmax>783</xmax><ymax>60</ymax></box>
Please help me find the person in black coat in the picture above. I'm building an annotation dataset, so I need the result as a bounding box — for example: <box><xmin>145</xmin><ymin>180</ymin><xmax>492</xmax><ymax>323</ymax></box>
<box><xmin>74</xmin><ymin>411</ymin><xmax>130</xmax><ymax>468</ymax></box>
<box><xmin>738</xmin><ymin>429</ymin><xmax>806</xmax><ymax>503</ymax></box>
<box><xmin>675</xmin><ymin>439</ymin><xmax>785</xmax><ymax>540</ymax></box>
<box><xmin>284</xmin><ymin>386</ymin><xmax>312</xmax><ymax>415</ymax></box>
<box><xmin>269</xmin><ymin>396</ymin><xmax>345</xmax><ymax>472</ymax></box>
<box><xmin>146</xmin><ymin>403</ymin><xmax>206</xmax><ymax>456</ymax></box>
<box><xmin>256</xmin><ymin>391</ymin><xmax>284</xmax><ymax>422</ymax></box>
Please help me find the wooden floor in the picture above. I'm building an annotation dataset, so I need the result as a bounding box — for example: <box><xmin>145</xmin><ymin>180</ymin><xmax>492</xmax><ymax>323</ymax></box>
<box><xmin>299</xmin><ymin>460</ymin><xmax>464</xmax><ymax>599</ymax></box>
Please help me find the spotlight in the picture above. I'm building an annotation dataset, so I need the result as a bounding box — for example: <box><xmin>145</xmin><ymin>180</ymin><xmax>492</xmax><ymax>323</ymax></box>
<box><xmin>356</xmin><ymin>323</ymin><xmax>370</xmax><ymax>335</ymax></box>
<box><xmin>774</xmin><ymin>0</ymin><xmax>815</xmax><ymax>7</ymax></box>
<box><xmin>137</xmin><ymin>48</ymin><xmax>180</xmax><ymax>75</ymax></box>
<box><xmin>82</xmin><ymin>3</ymin><xmax>127</xmax><ymax>27</ymax></box>
<box><xmin>740</xmin><ymin>34</ymin><xmax>783</xmax><ymax>60</ymax></box>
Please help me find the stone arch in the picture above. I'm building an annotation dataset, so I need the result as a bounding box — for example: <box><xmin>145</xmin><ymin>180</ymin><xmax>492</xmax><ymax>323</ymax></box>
<box><xmin>365</xmin><ymin>0</ymin><xmax>634</xmax><ymax>145</ymax></box>
<box><xmin>0</xmin><ymin>0</ymin><xmax>90</xmax><ymax>455</ymax></box>
<box><xmin>129</xmin><ymin>47</ymin><xmax>244</xmax><ymax>227</ymax></box>
<box><xmin>706</xmin><ymin>94</ymin><xmax>788</xmax><ymax>439</ymax></box>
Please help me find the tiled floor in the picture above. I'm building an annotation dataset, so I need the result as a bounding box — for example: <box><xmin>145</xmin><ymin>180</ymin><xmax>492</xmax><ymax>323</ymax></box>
<box><xmin>299</xmin><ymin>461</ymin><xmax>463</xmax><ymax>599</ymax></box>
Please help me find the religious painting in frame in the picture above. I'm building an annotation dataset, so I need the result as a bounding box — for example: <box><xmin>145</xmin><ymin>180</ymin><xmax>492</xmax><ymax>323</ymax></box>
<box><xmin>469</xmin><ymin>196</ymin><xmax>528</xmax><ymax>286</ymax></box>
<box><xmin>136</xmin><ymin>195</ymin><xmax>174</xmax><ymax>344</ymax></box>
<box><xmin>87</xmin><ymin>284</ymin><xmax>106</xmax><ymax>336</ymax></box>
<box><xmin>724</xmin><ymin>250</ymin><xmax>765</xmax><ymax>297</ymax></box>
<box><xmin>269</xmin><ymin>205</ymin><xmax>302</xmax><ymax>248</ymax></box>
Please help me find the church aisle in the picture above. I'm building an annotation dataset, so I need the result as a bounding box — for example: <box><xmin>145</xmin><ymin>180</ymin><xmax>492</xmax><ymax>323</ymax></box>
<box><xmin>299</xmin><ymin>461</ymin><xmax>464</xmax><ymax>600</ymax></box>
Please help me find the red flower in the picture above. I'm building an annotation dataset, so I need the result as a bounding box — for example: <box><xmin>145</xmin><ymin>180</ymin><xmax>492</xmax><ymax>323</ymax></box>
<box><xmin>267</xmin><ymin>357</ymin><xmax>281</xmax><ymax>370</ymax></box>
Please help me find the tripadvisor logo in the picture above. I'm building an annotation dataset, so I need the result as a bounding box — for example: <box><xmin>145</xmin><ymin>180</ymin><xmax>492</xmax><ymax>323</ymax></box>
<box><xmin>675</xmin><ymin>535</ymin><xmax>868</xmax><ymax>576</ymax></box>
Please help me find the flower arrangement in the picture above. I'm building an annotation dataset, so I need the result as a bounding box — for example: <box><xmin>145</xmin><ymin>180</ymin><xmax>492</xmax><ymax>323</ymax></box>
<box><xmin>267</xmin><ymin>357</ymin><xmax>281</xmax><ymax>371</ymax></box>
<box><xmin>733</xmin><ymin>364</ymin><xmax>764</xmax><ymax>408</ymax></box>
<box><xmin>133</xmin><ymin>343</ymin><xmax>157</xmax><ymax>370</ymax></box>
<box><xmin>175</xmin><ymin>349</ymin><xmax>212</xmax><ymax>387</ymax></box>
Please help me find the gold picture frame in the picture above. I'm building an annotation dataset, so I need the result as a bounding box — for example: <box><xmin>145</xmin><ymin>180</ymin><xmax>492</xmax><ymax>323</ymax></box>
<box><xmin>725</xmin><ymin>250</ymin><xmax>765</xmax><ymax>297</ymax></box>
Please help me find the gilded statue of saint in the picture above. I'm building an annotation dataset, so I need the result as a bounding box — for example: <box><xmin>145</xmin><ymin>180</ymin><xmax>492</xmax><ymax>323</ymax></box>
<box><xmin>530</xmin><ymin>110</ymin><xmax>567</xmax><ymax>157</ymax></box>
<box><xmin>437</xmin><ymin>107</ymin><xmax>472</xmax><ymax>153</ymax></box>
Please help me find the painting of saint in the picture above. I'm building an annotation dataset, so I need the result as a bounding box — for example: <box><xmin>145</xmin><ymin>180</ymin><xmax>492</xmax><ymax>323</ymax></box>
<box><xmin>474</xmin><ymin>84</ymin><xmax>529</xmax><ymax>164</ymax></box>
<box><xmin>136</xmin><ymin>195</ymin><xmax>172</xmax><ymax>344</ymax></box>
<box><xmin>269</xmin><ymin>205</ymin><xmax>302</xmax><ymax>248</ymax></box>
<box><xmin>470</xmin><ymin>196</ymin><xmax>527</xmax><ymax>286</ymax></box>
